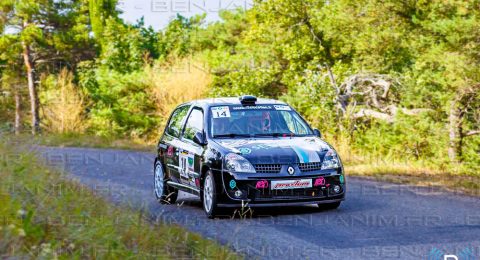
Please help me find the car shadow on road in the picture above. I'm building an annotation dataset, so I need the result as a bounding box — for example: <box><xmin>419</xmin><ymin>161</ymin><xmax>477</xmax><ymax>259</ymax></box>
<box><xmin>177</xmin><ymin>198</ymin><xmax>341</xmax><ymax>219</ymax></box>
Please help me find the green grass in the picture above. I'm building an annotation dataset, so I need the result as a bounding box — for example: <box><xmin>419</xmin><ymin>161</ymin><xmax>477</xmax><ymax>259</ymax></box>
<box><xmin>0</xmin><ymin>140</ymin><xmax>240</xmax><ymax>259</ymax></box>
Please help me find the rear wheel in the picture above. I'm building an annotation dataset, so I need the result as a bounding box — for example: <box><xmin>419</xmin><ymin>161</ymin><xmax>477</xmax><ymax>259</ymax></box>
<box><xmin>318</xmin><ymin>201</ymin><xmax>341</xmax><ymax>210</ymax></box>
<box><xmin>154</xmin><ymin>161</ymin><xmax>178</xmax><ymax>204</ymax></box>
<box><xmin>202</xmin><ymin>170</ymin><xmax>219</xmax><ymax>218</ymax></box>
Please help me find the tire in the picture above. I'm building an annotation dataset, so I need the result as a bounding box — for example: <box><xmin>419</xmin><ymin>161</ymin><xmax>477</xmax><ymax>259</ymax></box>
<box><xmin>202</xmin><ymin>170</ymin><xmax>219</xmax><ymax>218</ymax></box>
<box><xmin>154</xmin><ymin>161</ymin><xmax>178</xmax><ymax>204</ymax></box>
<box><xmin>318</xmin><ymin>201</ymin><xmax>341</xmax><ymax>210</ymax></box>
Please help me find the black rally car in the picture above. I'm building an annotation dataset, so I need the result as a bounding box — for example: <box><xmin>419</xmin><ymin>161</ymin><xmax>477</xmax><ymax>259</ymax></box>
<box><xmin>154</xmin><ymin>96</ymin><xmax>346</xmax><ymax>218</ymax></box>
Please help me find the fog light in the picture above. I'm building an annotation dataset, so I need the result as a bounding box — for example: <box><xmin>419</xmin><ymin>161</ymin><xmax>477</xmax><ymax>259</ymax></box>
<box><xmin>234</xmin><ymin>190</ymin><xmax>243</xmax><ymax>198</ymax></box>
<box><xmin>333</xmin><ymin>185</ymin><xmax>341</xmax><ymax>194</ymax></box>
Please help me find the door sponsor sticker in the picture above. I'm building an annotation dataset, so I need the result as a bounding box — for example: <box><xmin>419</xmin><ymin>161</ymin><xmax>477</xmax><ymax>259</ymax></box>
<box><xmin>211</xmin><ymin>106</ymin><xmax>231</xmax><ymax>118</ymax></box>
<box><xmin>179</xmin><ymin>151</ymin><xmax>194</xmax><ymax>179</ymax></box>
<box><xmin>271</xmin><ymin>179</ymin><xmax>312</xmax><ymax>190</ymax></box>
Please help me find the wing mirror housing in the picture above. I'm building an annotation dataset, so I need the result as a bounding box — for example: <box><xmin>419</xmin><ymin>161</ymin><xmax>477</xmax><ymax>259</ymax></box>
<box><xmin>193</xmin><ymin>131</ymin><xmax>207</xmax><ymax>146</ymax></box>
<box><xmin>313</xmin><ymin>129</ymin><xmax>322</xmax><ymax>138</ymax></box>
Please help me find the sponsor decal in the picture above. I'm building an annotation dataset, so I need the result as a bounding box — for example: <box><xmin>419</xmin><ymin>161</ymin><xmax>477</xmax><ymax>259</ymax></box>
<box><xmin>167</xmin><ymin>146</ymin><xmax>174</xmax><ymax>157</ymax></box>
<box><xmin>231</xmin><ymin>105</ymin><xmax>272</xmax><ymax>110</ymax></box>
<box><xmin>179</xmin><ymin>151</ymin><xmax>194</xmax><ymax>179</ymax></box>
<box><xmin>219</xmin><ymin>137</ymin><xmax>324</xmax><ymax>163</ymax></box>
<box><xmin>195</xmin><ymin>178</ymin><xmax>200</xmax><ymax>187</ymax></box>
<box><xmin>255</xmin><ymin>180</ymin><xmax>269</xmax><ymax>189</ymax></box>
<box><xmin>340</xmin><ymin>175</ymin><xmax>344</xmax><ymax>184</ymax></box>
<box><xmin>211</xmin><ymin>106</ymin><xmax>231</xmax><ymax>118</ymax></box>
<box><xmin>292</xmin><ymin>145</ymin><xmax>320</xmax><ymax>163</ymax></box>
<box><xmin>273</xmin><ymin>105</ymin><xmax>292</xmax><ymax>111</ymax></box>
<box><xmin>187</xmin><ymin>157</ymin><xmax>194</xmax><ymax>167</ymax></box>
<box><xmin>271</xmin><ymin>179</ymin><xmax>312</xmax><ymax>190</ymax></box>
<box><xmin>229</xmin><ymin>180</ymin><xmax>236</xmax><ymax>189</ymax></box>
<box><xmin>314</xmin><ymin>177</ymin><xmax>326</xmax><ymax>187</ymax></box>
<box><xmin>239</xmin><ymin>148</ymin><xmax>251</xmax><ymax>155</ymax></box>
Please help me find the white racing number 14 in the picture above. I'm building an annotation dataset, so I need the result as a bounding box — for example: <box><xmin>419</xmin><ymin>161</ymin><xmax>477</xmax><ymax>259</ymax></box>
<box><xmin>212</xmin><ymin>106</ymin><xmax>231</xmax><ymax>118</ymax></box>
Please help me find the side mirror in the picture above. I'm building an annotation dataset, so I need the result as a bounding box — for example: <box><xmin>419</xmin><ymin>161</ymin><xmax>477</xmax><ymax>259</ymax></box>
<box><xmin>193</xmin><ymin>131</ymin><xmax>207</xmax><ymax>146</ymax></box>
<box><xmin>313</xmin><ymin>129</ymin><xmax>322</xmax><ymax>138</ymax></box>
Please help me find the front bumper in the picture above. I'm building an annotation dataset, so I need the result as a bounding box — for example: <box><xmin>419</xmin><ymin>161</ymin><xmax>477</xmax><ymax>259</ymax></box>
<box><xmin>218</xmin><ymin>169</ymin><xmax>346</xmax><ymax>206</ymax></box>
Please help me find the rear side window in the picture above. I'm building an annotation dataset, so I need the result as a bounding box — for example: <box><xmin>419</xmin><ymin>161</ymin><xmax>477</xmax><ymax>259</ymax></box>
<box><xmin>183</xmin><ymin>108</ymin><xmax>204</xmax><ymax>141</ymax></box>
<box><xmin>166</xmin><ymin>105</ymin><xmax>190</xmax><ymax>137</ymax></box>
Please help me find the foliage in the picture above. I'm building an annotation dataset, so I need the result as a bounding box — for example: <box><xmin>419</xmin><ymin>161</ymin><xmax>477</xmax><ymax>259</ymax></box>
<box><xmin>0</xmin><ymin>0</ymin><xmax>479</xmax><ymax>171</ymax></box>
<box><xmin>79</xmin><ymin>65</ymin><xmax>158</xmax><ymax>138</ymax></box>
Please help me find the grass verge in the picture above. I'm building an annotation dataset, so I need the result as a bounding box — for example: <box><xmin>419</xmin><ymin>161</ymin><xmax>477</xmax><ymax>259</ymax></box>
<box><xmin>0</xmin><ymin>140</ymin><xmax>239</xmax><ymax>259</ymax></box>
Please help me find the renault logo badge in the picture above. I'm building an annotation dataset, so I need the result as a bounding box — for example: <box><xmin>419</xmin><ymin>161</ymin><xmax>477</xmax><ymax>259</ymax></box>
<box><xmin>287</xmin><ymin>166</ymin><xmax>295</xmax><ymax>175</ymax></box>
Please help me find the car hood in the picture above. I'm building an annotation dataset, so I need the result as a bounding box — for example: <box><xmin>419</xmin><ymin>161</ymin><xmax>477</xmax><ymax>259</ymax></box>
<box><xmin>215</xmin><ymin>137</ymin><xmax>331</xmax><ymax>164</ymax></box>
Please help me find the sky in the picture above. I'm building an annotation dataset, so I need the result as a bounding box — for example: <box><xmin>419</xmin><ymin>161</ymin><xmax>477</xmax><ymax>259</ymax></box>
<box><xmin>118</xmin><ymin>0</ymin><xmax>254</xmax><ymax>30</ymax></box>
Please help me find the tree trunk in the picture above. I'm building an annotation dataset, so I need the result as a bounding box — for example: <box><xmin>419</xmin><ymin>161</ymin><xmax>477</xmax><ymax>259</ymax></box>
<box><xmin>448</xmin><ymin>101</ymin><xmax>461</xmax><ymax>163</ymax></box>
<box><xmin>22</xmin><ymin>29</ymin><xmax>40</xmax><ymax>135</ymax></box>
<box><xmin>14</xmin><ymin>85</ymin><xmax>21</xmax><ymax>135</ymax></box>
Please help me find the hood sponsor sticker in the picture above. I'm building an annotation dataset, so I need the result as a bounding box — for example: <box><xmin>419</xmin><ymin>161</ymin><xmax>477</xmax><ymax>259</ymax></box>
<box><xmin>239</xmin><ymin>148</ymin><xmax>252</xmax><ymax>155</ymax></box>
<box><xmin>271</xmin><ymin>179</ymin><xmax>312</xmax><ymax>190</ymax></box>
<box><xmin>212</xmin><ymin>106</ymin><xmax>231</xmax><ymax>118</ymax></box>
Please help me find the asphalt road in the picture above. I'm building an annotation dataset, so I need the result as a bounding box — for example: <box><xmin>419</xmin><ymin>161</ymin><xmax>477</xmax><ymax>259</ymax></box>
<box><xmin>37</xmin><ymin>146</ymin><xmax>480</xmax><ymax>259</ymax></box>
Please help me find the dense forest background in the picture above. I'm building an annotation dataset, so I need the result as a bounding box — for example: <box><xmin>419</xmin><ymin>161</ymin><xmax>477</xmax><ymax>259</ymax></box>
<box><xmin>1</xmin><ymin>0</ymin><xmax>479</xmax><ymax>174</ymax></box>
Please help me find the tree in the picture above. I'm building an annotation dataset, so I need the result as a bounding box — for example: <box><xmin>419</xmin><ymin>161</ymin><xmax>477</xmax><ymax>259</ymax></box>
<box><xmin>88</xmin><ymin>0</ymin><xmax>119</xmax><ymax>45</ymax></box>
<box><xmin>0</xmin><ymin>0</ymin><xmax>94</xmax><ymax>134</ymax></box>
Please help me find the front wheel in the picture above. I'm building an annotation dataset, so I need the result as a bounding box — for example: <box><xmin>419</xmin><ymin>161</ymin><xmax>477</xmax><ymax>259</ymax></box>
<box><xmin>154</xmin><ymin>161</ymin><xmax>178</xmax><ymax>204</ymax></box>
<box><xmin>202</xmin><ymin>170</ymin><xmax>219</xmax><ymax>218</ymax></box>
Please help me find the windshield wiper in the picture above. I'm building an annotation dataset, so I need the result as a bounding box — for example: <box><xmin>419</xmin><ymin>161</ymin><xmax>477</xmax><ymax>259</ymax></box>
<box><xmin>213</xmin><ymin>133</ymin><xmax>253</xmax><ymax>138</ymax></box>
<box><xmin>253</xmin><ymin>133</ymin><xmax>289</xmax><ymax>137</ymax></box>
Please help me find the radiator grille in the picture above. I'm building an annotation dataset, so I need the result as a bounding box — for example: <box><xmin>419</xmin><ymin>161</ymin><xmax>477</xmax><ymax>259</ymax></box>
<box><xmin>254</xmin><ymin>164</ymin><xmax>282</xmax><ymax>173</ymax></box>
<box><xmin>297</xmin><ymin>162</ymin><xmax>323</xmax><ymax>172</ymax></box>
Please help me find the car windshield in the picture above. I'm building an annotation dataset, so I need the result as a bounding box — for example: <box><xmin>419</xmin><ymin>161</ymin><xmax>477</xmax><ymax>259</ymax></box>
<box><xmin>210</xmin><ymin>105</ymin><xmax>313</xmax><ymax>138</ymax></box>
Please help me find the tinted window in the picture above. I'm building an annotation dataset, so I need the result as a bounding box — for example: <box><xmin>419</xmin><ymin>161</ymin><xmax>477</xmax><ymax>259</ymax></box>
<box><xmin>280</xmin><ymin>111</ymin><xmax>310</xmax><ymax>135</ymax></box>
<box><xmin>183</xmin><ymin>108</ymin><xmax>204</xmax><ymax>141</ymax></box>
<box><xmin>166</xmin><ymin>105</ymin><xmax>190</xmax><ymax>137</ymax></box>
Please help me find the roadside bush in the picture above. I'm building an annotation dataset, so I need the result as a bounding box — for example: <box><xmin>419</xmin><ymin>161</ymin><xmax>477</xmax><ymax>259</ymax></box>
<box><xmin>40</xmin><ymin>69</ymin><xmax>88</xmax><ymax>134</ymax></box>
<box><xmin>79</xmin><ymin>66</ymin><xmax>158</xmax><ymax>138</ymax></box>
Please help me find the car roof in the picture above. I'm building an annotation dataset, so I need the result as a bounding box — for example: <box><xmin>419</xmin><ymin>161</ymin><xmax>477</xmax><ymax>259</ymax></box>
<box><xmin>188</xmin><ymin>97</ymin><xmax>288</xmax><ymax>108</ymax></box>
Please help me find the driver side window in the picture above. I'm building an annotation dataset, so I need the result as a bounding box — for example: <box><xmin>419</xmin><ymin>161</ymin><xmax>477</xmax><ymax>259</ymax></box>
<box><xmin>183</xmin><ymin>108</ymin><xmax>204</xmax><ymax>141</ymax></box>
<box><xmin>281</xmin><ymin>111</ymin><xmax>309</xmax><ymax>135</ymax></box>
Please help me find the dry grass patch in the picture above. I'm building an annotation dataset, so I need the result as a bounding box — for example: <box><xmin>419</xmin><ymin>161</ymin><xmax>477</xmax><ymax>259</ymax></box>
<box><xmin>147</xmin><ymin>58</ymin><xmax>211</xmax><ymax>126</ymax></box>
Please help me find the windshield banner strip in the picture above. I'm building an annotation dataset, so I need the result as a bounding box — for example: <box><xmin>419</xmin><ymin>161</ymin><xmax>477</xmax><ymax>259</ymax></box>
<box><xmin>231</xmin><ymin>105</ymin><xmax>273</xmax><ymax>110</ymax></box>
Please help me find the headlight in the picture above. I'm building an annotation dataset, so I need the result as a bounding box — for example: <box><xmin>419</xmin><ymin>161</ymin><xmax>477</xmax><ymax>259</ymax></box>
<box><xmin>225</xmin><ymin>153</ymin><xmax>256</xmax><ymax>173</ymax></box>
<box><xmin>321</xmin><ymin>149</ymin><xmax>340</xmax><ymax>170</ymax></box>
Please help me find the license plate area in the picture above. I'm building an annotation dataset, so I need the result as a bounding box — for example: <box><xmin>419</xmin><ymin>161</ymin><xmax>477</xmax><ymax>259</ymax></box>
<box><xmin>271</xmin><ymin>179</ymin><xmax>312</xmax><ymax>190</ymax></box>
